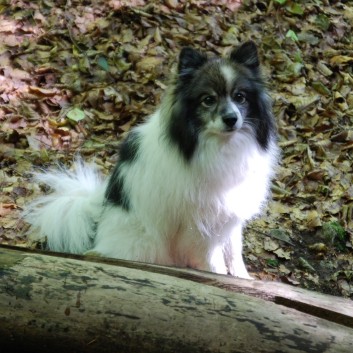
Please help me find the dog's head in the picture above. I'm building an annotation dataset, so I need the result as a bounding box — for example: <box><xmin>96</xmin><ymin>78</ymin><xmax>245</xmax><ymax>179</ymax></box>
<box><xmin>167</xmin><ymin>42</ymin><xmax>276</xmax><ymax>160</ymax></box>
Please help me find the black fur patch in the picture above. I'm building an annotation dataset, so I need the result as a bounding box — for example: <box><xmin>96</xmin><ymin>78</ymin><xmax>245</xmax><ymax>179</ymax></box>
<box><xmin>247</xmin><ymin>89</ymin><xmax>276</xmax><ymax>151</ymax></box>
<box><xmin>168</xmin><ymin>58</ymin><xmax>229</xmax><ymax>161</ymax></box>
<box><xmin>178</xmin><ymin>47</ymin><xmax>208</xmax><ymax>80</ymax></box>
<box><xmin>168</xmin><ymin>92</ymin><xmax>202</xmax><ymax>161</ymax></box>
<box><xmin>105</xmin><ymin>131</ymin><xmax>140</xmax><ymax>210</ymax></box>
<box><xmin>230</xmin><ymin>42</ymin><xmax>276</xmax><ymax>150</ymax></box>
<box><xmin>230</xmin><ymin>41</ymin><xmax>260</xmax><ymax>72</ymax></box>
<box><xmin>119</xmin><ymin>130</ymin><xmax>140</xmax><ymax>163</ymax></box>
<box><xmin>230</xmin><ymin>74</ymin><xmax>276</xmax><ymax>151</ymax></box>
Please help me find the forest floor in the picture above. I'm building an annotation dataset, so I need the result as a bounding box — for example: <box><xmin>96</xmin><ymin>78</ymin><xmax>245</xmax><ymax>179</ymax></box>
<box><xmin>1</xmin><ymin>0</ymin><xmax>352</xmax><ymax>298</ymax></box>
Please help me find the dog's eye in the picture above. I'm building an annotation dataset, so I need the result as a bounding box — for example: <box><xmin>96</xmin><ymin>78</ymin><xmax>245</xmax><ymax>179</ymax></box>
<box><xmin>202</xmin><ymin>95</ymin><xmax>217</xmax><ymax>107</ymax></box>
<box><xmin>233</xmin><ymin>92</ymin><xmax>247</xmax><ymax>105</ymax></box>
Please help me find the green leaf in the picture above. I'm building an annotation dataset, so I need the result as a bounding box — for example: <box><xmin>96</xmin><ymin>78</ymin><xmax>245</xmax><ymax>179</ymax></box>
<box><xmin>97</xmin><ymin>56</ymin><xmax>109</xmax><ymax>71</ymax></box>
<box><xmin>293</xmin><ymin>51</ymin><xmax>303</xmax><ymax>63</ymax></box>
<box><xmin>286</xmin><ymin>29</ymin><xmax>299</xmax><ymax>42</ymax></box>
<box><xmin>288</xmin><ymin>62</ymin><xmax>303</xmax><ymax>77</ymax></box>
<box><xmin>266</xmin><ymin>259</ymin><xmax>279</xmax><ymax>268</ymax></box>
<box><xmin>312</xmin><ymin>81</ymin><xmax>330</xmax><ymax>96</ymax></box>
<box><xmin>115</xmin><ymin>58</ymin><xmax>132</xmax><ymax>73</ymax></box>
<box><xmin>298</xmin><ymin>257</ymin><xmax>315</xmax><ymax>272</ymax></box>
<box><xmin>67</xmin><ymin>107</ymin><xmax>85</xmax><ymax>122</ymax></box>
<box><xmin>269</xmin><ymin>229</ymin><xmax>294</xmax><ymax>245</ymax></box>
<box><xmin>321</xmin><ymin>222</ymin><xmax>347</xmax><ymax>251</ymax></box>
<box><xmin>275</xmin><ymin>0</ymin><xmax>287</xmax><ymax>4</ymax></box>
<box><xmin>297</xmin><ymin>32</ymin><xmax>320</xmax><ymax>45</ymax></box>
<box><xmin>315</xmin><ymin>14</ymin><xmax>330</xmax><ymax>31</ymax></box>
<box><xmin>286</xmin><ymin>3</ymin><xmax>304</xmax><ymax>15</ymax></box>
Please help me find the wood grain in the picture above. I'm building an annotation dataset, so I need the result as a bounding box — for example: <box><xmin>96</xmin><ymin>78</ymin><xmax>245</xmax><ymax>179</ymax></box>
<box><xmin>0</xmin><ymin>245</ymin><xmax>352</xmax><ymax>353</ymax></box>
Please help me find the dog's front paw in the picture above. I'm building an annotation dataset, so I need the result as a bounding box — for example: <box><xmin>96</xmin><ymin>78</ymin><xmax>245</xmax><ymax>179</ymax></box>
<box><xmin>228</xmin><ymin>263</ymin><xmax>254</xmax><ymax>280</ymax></box>
<box><xmin>230</xmin><ymin>270</ymin><xmax>254</xmax><ymax>280</ymax></box>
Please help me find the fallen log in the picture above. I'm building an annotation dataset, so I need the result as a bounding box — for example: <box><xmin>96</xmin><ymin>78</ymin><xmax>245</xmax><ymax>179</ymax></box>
<box><xmin>0</xmin><ymin>245</ymin><xmax>352</xmax><ymax>353</ymax></box>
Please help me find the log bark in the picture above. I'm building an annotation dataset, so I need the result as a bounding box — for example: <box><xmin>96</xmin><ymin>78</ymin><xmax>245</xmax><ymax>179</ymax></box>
<box><xmin>0</xmin><ymin>245</ymin><xmax>352</xmax><ymax>353</ymax></box>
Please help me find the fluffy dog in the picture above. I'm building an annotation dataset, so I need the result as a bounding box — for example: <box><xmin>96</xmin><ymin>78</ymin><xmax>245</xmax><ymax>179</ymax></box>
<box><xmin>25</xmin><ymin>41</ymin><xmax>279</xmax><ymax>279</ymax></box>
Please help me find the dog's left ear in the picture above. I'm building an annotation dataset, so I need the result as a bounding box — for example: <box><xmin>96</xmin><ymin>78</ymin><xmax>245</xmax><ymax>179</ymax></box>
<box><xmin>178</xmin><ymin>47</ymin><xmax>207</xmax><ymax>78</ymax></box>
<box><xmin>230</xmin><ymin>41</ymin><xmax>259</xmax><ymax>71</ymax></box>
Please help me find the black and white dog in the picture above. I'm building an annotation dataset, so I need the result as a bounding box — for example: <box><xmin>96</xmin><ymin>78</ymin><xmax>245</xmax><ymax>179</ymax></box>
<box><xmin>25</xmin><ymin>41</ymin><xmax>279</xmax><ymax>279</ymax></box>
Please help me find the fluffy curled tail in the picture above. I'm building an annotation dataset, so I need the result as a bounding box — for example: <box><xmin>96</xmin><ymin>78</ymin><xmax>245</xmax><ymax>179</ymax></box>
<box><xmin>24</xmin><ymin>159</ymin><xmax>105</xmax><ymax>254</ymax></box>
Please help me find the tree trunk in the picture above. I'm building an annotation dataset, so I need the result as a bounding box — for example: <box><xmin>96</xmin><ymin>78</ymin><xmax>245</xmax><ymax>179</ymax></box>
<box><xmin>0</xmin><ymin>245</ymin><xmax>352</xmax><ymax>353</ymax></box>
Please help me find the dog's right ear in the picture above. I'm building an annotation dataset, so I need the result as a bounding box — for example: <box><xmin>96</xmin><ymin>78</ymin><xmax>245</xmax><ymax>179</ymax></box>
<box><xmin>230</xmin><ymin>41</ymin><xmax>259</xmax><ymax>71</ymax></box>
<box><xmin>178</xmin><ymin>47</ymin><xmax>207</xmax><ymax>78</ymax></box>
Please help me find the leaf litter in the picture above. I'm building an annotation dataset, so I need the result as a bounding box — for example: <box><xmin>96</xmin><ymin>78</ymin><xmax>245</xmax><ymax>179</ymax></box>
<box><xmin>0</xmin><ymin>0</ymin><xmax>352</xmax><ymax>298</ymax></box>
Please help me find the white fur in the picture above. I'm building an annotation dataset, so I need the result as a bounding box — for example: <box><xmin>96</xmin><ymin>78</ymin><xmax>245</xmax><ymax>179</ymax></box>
<box><xmin>221</xmin><ymin>65</ymin><xmax>236</xmax><ymax>91</ymax></box>
<box><xmin>25</xmin><ymin>108</ymin><xmax>278</xmax><ymax>279</ymax></box>
<box><xmin>24</xmin><ymin>161</ymin><xmax>105</xmax><ymax>253</ymax></box>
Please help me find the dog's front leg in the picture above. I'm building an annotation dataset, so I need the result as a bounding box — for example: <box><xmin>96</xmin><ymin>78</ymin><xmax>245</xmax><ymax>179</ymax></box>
<box><xmin>178</xmin><ymin>228</ymin><xmax>228</xmax><ymax>275</ymax></box>
<box><xmin>207</xmin><ymin>244</ymin><xmax>228</xmax><ymax>275</ymax></box>
<box><xmin>223</xmin><ymin>220</ymin><xmax>253</xmax><ymax>279</ymax></box>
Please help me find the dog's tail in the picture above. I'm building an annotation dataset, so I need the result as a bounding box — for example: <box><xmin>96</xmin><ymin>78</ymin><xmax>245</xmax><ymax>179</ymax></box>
<box><xmin>24</xmin><ymin>159</ymin><xmax>105</xmax><ymax>254</ymax></box>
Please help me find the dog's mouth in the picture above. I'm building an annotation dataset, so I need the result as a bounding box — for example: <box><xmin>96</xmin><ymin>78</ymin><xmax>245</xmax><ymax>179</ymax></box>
<box><xmin>239</xmin><ymin>123</ymin><xmax>255</xmax><ymax>134</ymax></box>
<box><xmin>206</xmin><ymin>124</ymin><xmax>241</xmax><ymax>137</ymax></box>
<box><xmin>223</xmin><ymin>126</ymin><xmax>238</xmax><ymax>133</ymax></box>
<box><xmin>203</xmin><ymin>118</ymin><xmax>248</xmax><ymax>137</ymax></box>
<box><xmin>222</xmin><ymin>123</ymin><xmax>255</xmax><ymax>138</ymax></box>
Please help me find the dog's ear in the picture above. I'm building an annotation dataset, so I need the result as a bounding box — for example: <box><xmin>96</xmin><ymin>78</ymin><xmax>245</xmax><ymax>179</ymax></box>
<box><xmin>230</xmin><ymin>41</ymin><xmax>259</xmax><ymax>71</ymax></box>
<box><xmin>178</xmin><ymin>47</ymin><xmax>207</xmax><ymax>77</ymax></box>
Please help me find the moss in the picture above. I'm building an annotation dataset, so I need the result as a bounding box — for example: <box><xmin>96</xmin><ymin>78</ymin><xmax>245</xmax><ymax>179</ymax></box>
<box><xmin>321</xmin><ymin>222</ymin><xmax>347</xmax><ymax>251</ymax></box>
<box><xmin>266</xmin><ymin>259</ymin><xmax>279</xmax><ymax>268</ymax></box>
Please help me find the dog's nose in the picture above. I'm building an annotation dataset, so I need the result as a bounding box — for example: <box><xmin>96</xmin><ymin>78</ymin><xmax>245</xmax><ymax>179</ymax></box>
<box><xmin>222</xmin><ymin>114</ymin><xmax>238</xmax><ymax>129</ymax></box>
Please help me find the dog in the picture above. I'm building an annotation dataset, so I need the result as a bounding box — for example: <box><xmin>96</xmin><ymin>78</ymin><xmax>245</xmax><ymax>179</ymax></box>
<box><xmin>25</xmin><ymin>41</ymin><xmax>279</xmax><ymax>279</ymax></box>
